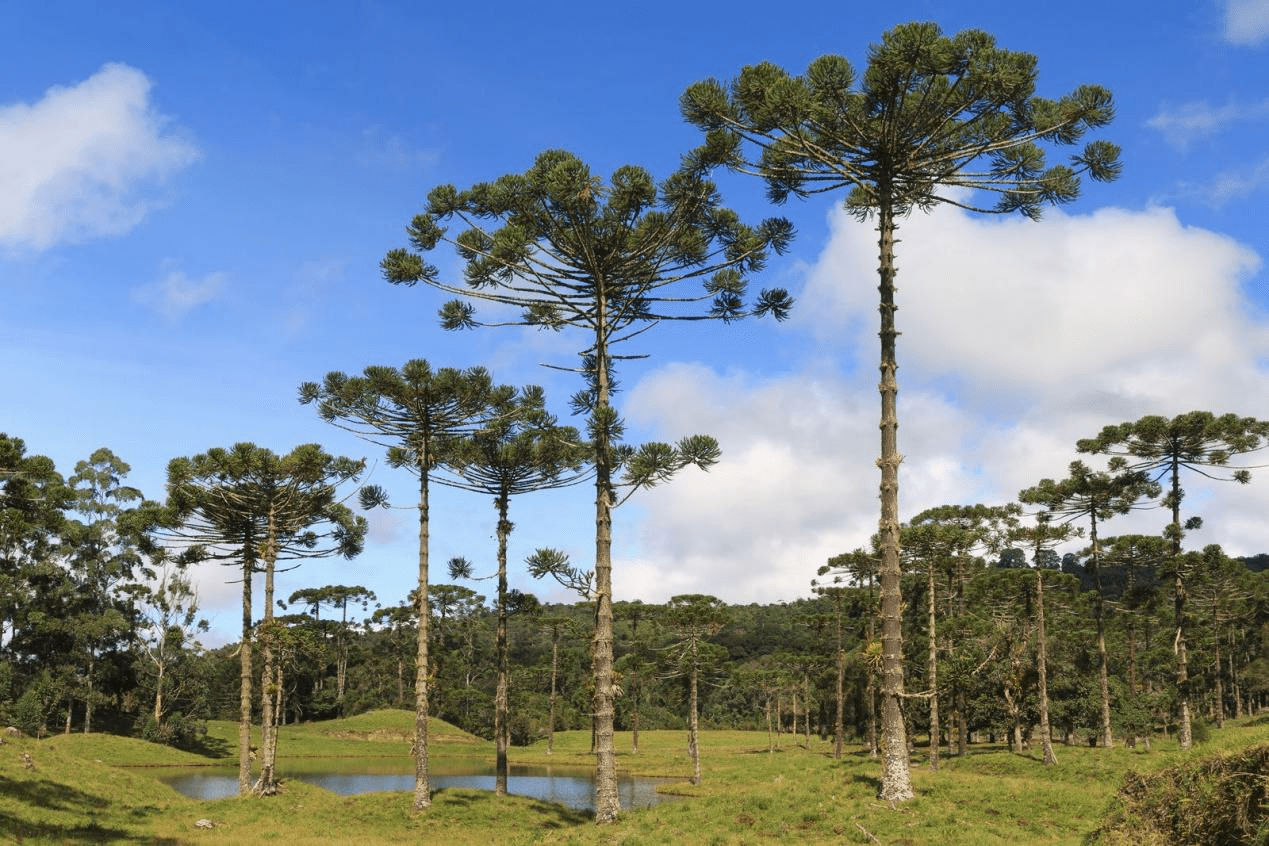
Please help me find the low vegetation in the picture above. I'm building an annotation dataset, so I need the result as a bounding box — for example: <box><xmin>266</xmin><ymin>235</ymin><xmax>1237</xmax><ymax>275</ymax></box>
<box><xmin>5</xmin><ymin>709</ymin><xmax>1269</xmax><ymax>844</ymax></box>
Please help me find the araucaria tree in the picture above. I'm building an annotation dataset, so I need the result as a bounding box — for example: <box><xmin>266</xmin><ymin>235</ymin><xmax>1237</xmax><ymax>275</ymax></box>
<box><xmin>681</xmin><ymin>22</ymin><xmax>1120</xmax><ymax>801</ymax></box>
<box><xmin>444</xmin><ymin>386</ymin><xmax>587</xmax><ymax>796</ymax></box>
<box><xmin>381</xmin><ymin>149</ymin><xmax>793</xmax><ymax>822</ymax></box>
<box><xmin>300</xmin><ymin>361</ymin><xmax>511</xmax><ymax>810</ymax></box>
<box><xmin>662</xmin><ymin>594</ymin><xmax>729</xmax><ymax>786</ymax></box>
<box><xmin>165</xmin><ymin>443</ymin><xmax>367</xmax><ymax>796</ymax></box>
<box><xmin>1077</xmin><ymin>411</ymin><xmax>1269</xmax><ymax>749</ymax></box>
<box><xmin>1019</xmin><ymin>460</ymin><xmax>1158</xmax><ymax>749</ymax></box>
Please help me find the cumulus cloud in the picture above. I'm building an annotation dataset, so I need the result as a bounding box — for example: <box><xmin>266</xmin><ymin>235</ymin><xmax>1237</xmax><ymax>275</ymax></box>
<box><xmin>615</xmin><ymin>202</ymin><xmax>1269</xmax><ymax>604</ymax></box>
<box><xmin>1225</xmin><ymin>0</ymin><xmax>1269</xmax><ymax>44</ymax></box>
<box><xmin>0</xmin><ymin>63</ymin><xmax>198</xmax><ymax>254</ymax></box>
<box><xmin>133</xmin><ymin>269</ymin><xmax>227</xmax><ymax>319</ymax></box>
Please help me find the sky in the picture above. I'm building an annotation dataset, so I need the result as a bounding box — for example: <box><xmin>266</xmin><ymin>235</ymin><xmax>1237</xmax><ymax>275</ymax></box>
<box><xmin>3</xmin><ymin>1</ymin><xmax>1268</xmax><ymax>645</ymax></box>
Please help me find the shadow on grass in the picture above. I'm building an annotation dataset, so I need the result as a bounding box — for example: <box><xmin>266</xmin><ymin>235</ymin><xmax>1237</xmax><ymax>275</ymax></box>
<box><xmin>431</xmin><ymin>787</ymin><xmax>592</xmax><ymax>828</ymax></box>
<box><xmin>0</xmin><ymin>776</ymin><xmax>179</xmax><ymax>844</ymax></box>
<box><xmin>184</xmin><ymin>733</ymin><xmax>235</xmax><ymax>759</ymax></box>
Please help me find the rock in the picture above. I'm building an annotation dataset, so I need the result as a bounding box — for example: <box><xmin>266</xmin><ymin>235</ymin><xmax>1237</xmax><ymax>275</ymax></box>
<box><xmin>194</xmin><ymin>818</ymin><xmax>216</xmax><ymax>829</ymax></box>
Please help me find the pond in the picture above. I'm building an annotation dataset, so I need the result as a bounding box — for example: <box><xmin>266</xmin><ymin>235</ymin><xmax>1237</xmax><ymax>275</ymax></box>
<box><xmin>161</xmin><ymin>762</ymin><xmax>677</xmax><ymax>812</ymax></box>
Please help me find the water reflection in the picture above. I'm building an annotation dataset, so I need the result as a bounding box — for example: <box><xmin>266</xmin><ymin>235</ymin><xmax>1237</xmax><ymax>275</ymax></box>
<box><xmin>163</xmin><ymin>764</ymin><xmax>674</xmax><ymax>811</ymax></box>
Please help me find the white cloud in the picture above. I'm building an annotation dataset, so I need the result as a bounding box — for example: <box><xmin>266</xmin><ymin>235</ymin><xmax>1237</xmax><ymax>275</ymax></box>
<box><xmin>133</xmin><ymin>269</ymin><xmax>227</xmax><ymax>319</ymax></box>
<box><xmin>614</xmin><ymin>202</ymin><xmax>1269</xmax><ymax>604</ymax></box>
<box><xmin>1183</xmin><ymin>156</ymin><xmax>1269</xmax><ymax>206</ymax></box>
<box><xmin>1225</xmin><ymin>0</ymin><xmax>1269</xmax><ymax>44</ymax></box>
<box><xmin>0</xmin><ymin>63</ymin><xmax>199</xmax><ymax>254</ymax></box>
<box><xmin>1146</xmin><ymin>98</ymin><xmax>1269</xmax><ymax>148</ymax></box>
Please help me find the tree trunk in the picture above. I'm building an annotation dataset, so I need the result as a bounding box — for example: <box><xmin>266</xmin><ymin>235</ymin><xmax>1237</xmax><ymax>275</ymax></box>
<box><xmin>927</xmin><ymin>561</ymin><xmax>940</xmax><ymax>771</ymax></box>
<box><xmin>1169</xmin><ymin>458</ymin><xmax>1192</xmax><ymax>750</ymax></box>
<box><xmin>591</xmin><ymin>319</ymin><xmax>620</xmax><ymax>823</ymax></box>
<box><xmin>875</xmin><ymin>197</ymin><xmax>914</xmax><ymax>803</ymax></box>
<box><xmin>834</xmin><ymin>604</ymin><xmax>845</xmax><ymax>760</ymax></box>
<box><xmin>238</xmin><ymin>554</ymin><xmax>253</xmax><ymax>796</ymax></box>
<box><xmin>494</xmin><ymin>495</ymin><xmax>511</xmax><ymax>797</ymax></box>
<box><xmin>255</xmin><ymin>513</ymin><xmax>279</xmax><ymax>797</ymax></box>
<box><xmin>547</xmin><ymin>631</ymin><xmax>558</xmax><ymax>756</ymax></box>
<box><xmin>413</xmin><ymin>469</ymin><xmax>432</xmax><ymax>810</ymax></box>
<box><xmin>1035</xmin><ymin>567</ymin><xmax>1057</xmax><ymax>766</ymax></box>
<box><xmin>1090</xmin><ymin>515</ymin><xmax>1114</xmax><ymax>749</ymax></box>
<box><xmin>688</xmin><ymin>638</ymin><xmax>701</xmax><ymax>786</ymax></box>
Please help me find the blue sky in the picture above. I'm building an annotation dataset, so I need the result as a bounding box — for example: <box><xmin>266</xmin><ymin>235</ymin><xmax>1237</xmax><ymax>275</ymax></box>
<box><xmin>3</xmin><ymin>1</ymin><xmax>1268</xmax><ymax>644</ymax></box>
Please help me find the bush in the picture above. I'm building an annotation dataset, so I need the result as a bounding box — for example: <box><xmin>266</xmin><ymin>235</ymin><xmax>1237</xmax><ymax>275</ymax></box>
<box><xmin>1092</xmin><ymin>743</ymin><xmax>1269</xmax><ymax>845</ymax></box>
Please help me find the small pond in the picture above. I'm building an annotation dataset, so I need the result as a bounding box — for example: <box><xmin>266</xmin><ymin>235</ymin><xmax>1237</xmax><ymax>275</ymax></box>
<box><xmin>161</xmin><ymin>762</ymin><xmax>677</xmax><ymax>812</ymax></box>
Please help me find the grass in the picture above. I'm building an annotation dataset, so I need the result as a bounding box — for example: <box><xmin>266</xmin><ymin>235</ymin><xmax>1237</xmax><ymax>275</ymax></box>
<box><xmin>4</xmin><ymin>712</ymin><xmax>1269</xmax><ymax>844</ymax></box>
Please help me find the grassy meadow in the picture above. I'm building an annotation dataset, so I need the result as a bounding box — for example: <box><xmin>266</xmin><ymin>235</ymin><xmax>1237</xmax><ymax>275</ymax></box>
<box><xmin>2</xmin><ymin>711</ymin><xmax>1268</xmax><ymax>844</ymax></box>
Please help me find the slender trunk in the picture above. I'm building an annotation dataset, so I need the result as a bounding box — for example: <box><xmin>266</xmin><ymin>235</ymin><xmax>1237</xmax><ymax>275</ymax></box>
<box><xmin>494</xmin><ymin>494</ymin><xmax>510</xmax><ymax>797</ymax></box>
<box><xmin>153</xmin><ymin>659</ymin><xmax>165</xmax><ymax>725</ymax></box>
<box><xmin>592</xmin><ymin>318</ymin><xmax>620</xmax><ymax>823</ymax></box>
<box><xmin>866</xmin><ymin>600</ymin><xmax>879</xmax><ymax>758</ymax></box>
<box><xmin>547</xmin><ymin>630</ymin><xmax>558</xmax><ymax>756</ymax></box>
<box><xmin>688</xmin><ymin>638</ymin><xmax>701</xmax><ymax>785</ymax></box>
<box><xmin>1212</xmin><ymin>625</ymin><xmax>1225</xmax><ymax>730</ymax></box>
<box><xmin>238</xmin><ymin>554</ymin><xmax>253</xmax><ymax>795</ymax></box>
<box><xmin>956</xmin><ymin>690</ymin><xmax>969</xmax><ymax>757</ymax></box>
<box><xmin>803</xmin><ymin>673</ymin><xmax>812</xmax><ymax>747</ymax></box>
<box><xmin>927</xmin><ymin>561</ymin><xmax>940</xmax><ymax>771</ymax></box>
<box><xmin>1169</xmin><ymin>457</ymin><xmax>1192</xmax><ymax>750</ymax></box>
<box><xmin>834</xmin><ymin>602</ymin><xmax>845</xmax><ymax>760</ymax></box>
<box><xmin>1035</xmin><ymin>566</ymin><xmax>1057</xmax><ymax>766</ymax></box>
<box><xmin>631</xmin><ymin>674</ymin><xmax>640</xmax><ymax>755</ymax></box>
<box><xmin>1087</xmin><ymin>514</ymin><xmax>1114</xmax><ymax>748</ymax></box>
<box><xmin>255</xmin><ymin>510</ymin><xmax>279</xmax><ymax>796</ymax></box>
<box><xmin>413</xmin><ymin>468</ymin><xmax>432</xmax><ymax>810</ymax></box>
<box><xmin>765</xmin><ymin>695</ymin><xmax>774</xmax><ymax>754</ymax></box>
<box><xmin>876</xmin><ymin>196</ymin><xmax>914</xmax><ymax>803</ymax></box>
<box><xmin>84</xmin><ymin>663</ymin><xmax>93</xmax><ymax>734</ymax></box>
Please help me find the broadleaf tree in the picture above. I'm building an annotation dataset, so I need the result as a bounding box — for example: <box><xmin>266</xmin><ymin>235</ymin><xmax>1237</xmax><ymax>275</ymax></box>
<box><xmin>381</xmin><ymin>148</ymin><xmax>793</xmax><ymax>822</ymax></box>
<box><xmin>681</xmin><ymin>21</ymin><xmax>1120</xmax><ymax>801</ymax></box>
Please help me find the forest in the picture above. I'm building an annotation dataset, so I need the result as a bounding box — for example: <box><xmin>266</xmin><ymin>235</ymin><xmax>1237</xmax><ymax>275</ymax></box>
<box><xmin>3</xmin><ymin>418</ymin><xmax>1269</xmax><ymax>773</ymax></box>
<box><xmin>3</xmin><ymin>21</ymin><xmax>1268</xmax><ymax>827</ymax></box>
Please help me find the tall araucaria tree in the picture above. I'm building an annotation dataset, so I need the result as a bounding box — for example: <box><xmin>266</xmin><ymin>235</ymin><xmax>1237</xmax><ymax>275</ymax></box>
<box><xmin>662</xmin><ymin>594</ymin><xmax>730</xmax><ymax>787</ymax></box>
<box><xmin>903</xmin><ymin>503</ymin><xmax>1019</xmax><ymax>767</ymax></box>
<box><xmin>1077</xmin><ymin>411</ymin><xmax>1269</xmax><ymax>749</ymax></box>
<box><xmin>381</xmin><ymin>149</ymin><xmax>793</xmax><ymax>823</ymax></box>
<box><xmin>299</xmin><ymin>361</ymin><xmax>512</xmax><ymax>810</ymax></box>
<box><xmin>681</xmin><ymin>22</ymin><xmax>1119</xmax><ymax>802</ymax></box>
<box><xmin>444</xmin><ymin>385</ymin><xmax>588</xmax><ymax>796</ymax></box>
<box><xmin>1010</xmin><ymin>511</ymin><xmax>1079</xmax><ymax>766</ymax></box>
<box><xmin>164</xmin><ymin>443</ymin><xmax>367</xmax><ymax>796</ymax></box>
<box><xmin>1019</xmin><ymin>460</ymin><xmax>1158</xmax><ymax>750</ymax></box>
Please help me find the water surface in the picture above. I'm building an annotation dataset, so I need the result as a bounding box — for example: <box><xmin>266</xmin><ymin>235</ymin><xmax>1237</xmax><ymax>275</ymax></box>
<box><xmin>162</xmin><ymin>762</ymin><xmax>675</xmax><ymax>811</ymax></box>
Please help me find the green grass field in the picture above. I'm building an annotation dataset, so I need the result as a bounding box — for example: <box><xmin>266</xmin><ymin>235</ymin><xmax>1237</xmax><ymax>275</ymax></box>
<box><xmin>2</xmin><ymin>712</ymin><xmax>1266</xmax><ymax>845</ymax></box>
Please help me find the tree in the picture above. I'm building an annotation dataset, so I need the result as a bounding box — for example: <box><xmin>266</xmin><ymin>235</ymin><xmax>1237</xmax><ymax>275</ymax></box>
<box><xmin>382</xmin><ymin>149</ymin><xmax>792</xmax><ymax>822</ymax></box>
<box><xmin>1011</xmin><ymin>512</ymin><xmax>1080</xmax><ymax>766</ymax></box>
<box><xmin>663</xmin><ymin>594</ymin><xmax>729</xmax><ymax>786</ymax></box>
<box><xmin>903</xmin><ymin>504</ymin><xmax>1018</xmax><ymax>766</ymax></box>
<box><xmin>1019</xmin><ymin>460</ymin><xmax>1158</xmax><ymax>749</ymax></box>
<box><xmin>300</xmin><ymin>361</ymin><xmax>509</xmax><ymax>810</ymax></box>
<box><xmin>444</xmin><ymin>386</ymin><xmax>587</xmax><ymax>796</ymax></box>
<box><xmin>136</xmin><ymin>553</ymin><xmax>207</xmax><ymax>733</ymax></box>
<box><xmin>682</xmin><ymin>22</ymin><xmax>1119</xmax><ymax>802</ymax></box>
<box><xmin>62</xmin><ymin>448</ymin><xmax>155</xmax><ymax>733</ymax></box>
<box><xmin>284</xmin><ymin>584</ymin><xmax>377</xmax><ymax>717</ymax></box>
<box><xmin>165</xmin><ymin>442</ymin><xmax>368</xmax><ymax>795</ymax></box>
<box><xmin>1077</xmin><ymin>411</ymin><xmax>1269</xmax><ymax>749</ymax></box>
